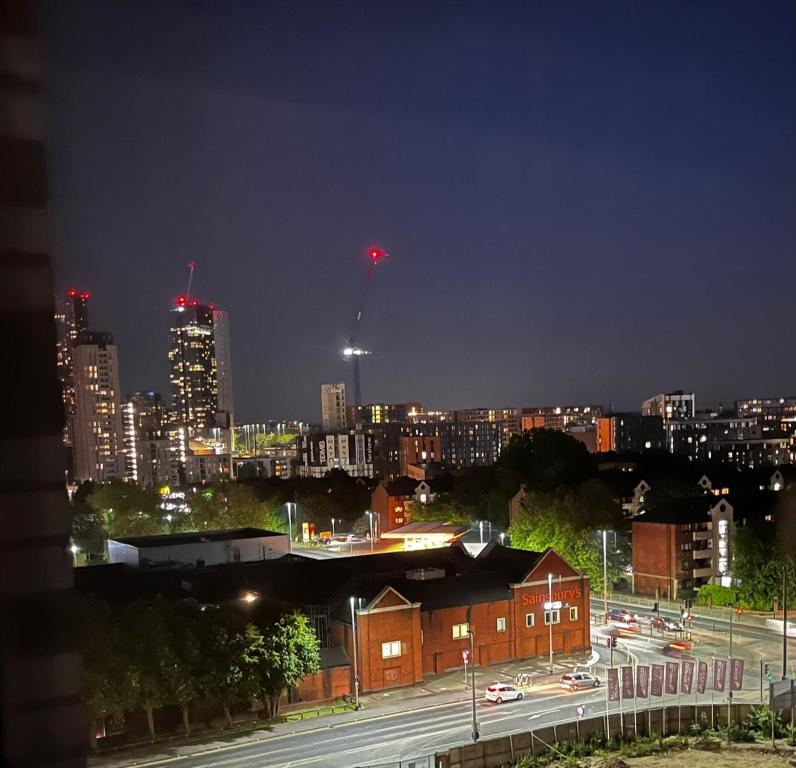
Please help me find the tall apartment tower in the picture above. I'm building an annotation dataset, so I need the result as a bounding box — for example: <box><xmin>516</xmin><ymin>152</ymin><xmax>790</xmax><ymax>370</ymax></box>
<box><xmin>123</xmin><ymin>392</ymin><xmax>170</xmax><ymax>486</ymax></box>
<box><xmin>212</xmin><ymin>306</ymin><xmax>234</xmax><ymax>428</ymax></box>
<box><xmin>321</xmin><ymin>382</ymin><xmax>347</xmax><ymax>432</ymax></box>
<box><xmin>55</xmin><ymin>288</ymin><xmax>90</xmax><ymax>453</ymax></box>
<box><xmin>168</xmin><ymin>299</ymin><xmax>219</xmax><ymax>431</ymax></box>
<box><xmin>72</xmin><ymin>331</ymin><xmax>125</xmax><ymax>483</ymax></box>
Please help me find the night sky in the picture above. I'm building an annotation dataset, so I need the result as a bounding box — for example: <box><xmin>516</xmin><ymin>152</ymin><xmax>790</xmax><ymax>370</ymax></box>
<box><xmin>40</xmin><ymin>0</ymin><xmax>796</xmax><ymax>422</ymax></box>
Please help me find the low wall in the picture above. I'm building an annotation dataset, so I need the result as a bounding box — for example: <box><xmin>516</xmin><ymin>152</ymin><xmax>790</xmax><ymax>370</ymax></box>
<box><xmin>437</xmin><ymin>703</ymin><xmax>763</xmax><ymax>768</ymax></box>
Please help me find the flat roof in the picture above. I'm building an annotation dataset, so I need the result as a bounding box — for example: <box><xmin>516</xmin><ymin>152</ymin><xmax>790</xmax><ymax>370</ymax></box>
<box><xmin>112</xmin><ymin>528</ymin><xmax>286</xmax><ymax>548</ymax></box>
<box><xmin>381</xmin><ymin>521</ymin><xmax>469</xmax><ymax>538</ymax></box>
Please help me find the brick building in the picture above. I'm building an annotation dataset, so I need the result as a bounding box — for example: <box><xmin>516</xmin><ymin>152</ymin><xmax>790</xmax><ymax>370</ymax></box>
<box><xmin>76</xmin><ymin>542</ymin><xmax>590</xmax><ymax>699</ymax></box>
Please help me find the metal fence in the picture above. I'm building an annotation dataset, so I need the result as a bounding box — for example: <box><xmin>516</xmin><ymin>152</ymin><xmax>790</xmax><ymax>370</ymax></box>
<box><xmin>355</xmin><ymin>757</ymin><xmax>435</xmax><ymax>768</ymax></box>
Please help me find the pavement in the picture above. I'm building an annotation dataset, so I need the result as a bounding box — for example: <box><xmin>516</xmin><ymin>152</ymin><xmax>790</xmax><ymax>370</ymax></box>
<box><xmin>89</xmin><ymin>598</ymin><xmax>796</xmax><ymax>768</ymax></box>
<box><xmin>90</xmin><ymin>651</ymin><xmax>594</xmax><ymax>768</ymax></box>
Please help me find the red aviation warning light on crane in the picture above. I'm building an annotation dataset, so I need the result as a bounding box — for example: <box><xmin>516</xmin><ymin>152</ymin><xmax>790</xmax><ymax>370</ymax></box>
<box><xmin>343</xmin><ymin>245</ymin><xmax>389</xmax><ymax>406</ymax></box>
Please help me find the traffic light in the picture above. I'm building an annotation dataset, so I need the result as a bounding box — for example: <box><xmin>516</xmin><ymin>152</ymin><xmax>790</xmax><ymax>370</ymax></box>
<box><xmin>764</xmin><ymin>663</ymin><xmax>773</xmax><ymax>682</ymax></box>
<box><xmin>653</xmin><ymin>602</ymin><xmax>659</xmax><ymax>613</ymax></box>
<box><xmin>606</xmin><ymin>636</ymin><xmax>617</xmax><ymax>648</ymax></box>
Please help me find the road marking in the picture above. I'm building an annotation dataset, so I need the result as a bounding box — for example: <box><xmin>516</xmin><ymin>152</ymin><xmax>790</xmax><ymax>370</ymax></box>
<box><xmin>529</xmin><ymin>707</ymin><xmax>560</xmax><ymax>720</ymax></box>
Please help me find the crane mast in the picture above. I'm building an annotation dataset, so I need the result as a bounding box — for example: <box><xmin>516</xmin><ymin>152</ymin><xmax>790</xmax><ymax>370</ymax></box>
<box><xmin>343</xmin><ymin>247</ymin><xmax>387</xmax><ymax>406</ymax></box>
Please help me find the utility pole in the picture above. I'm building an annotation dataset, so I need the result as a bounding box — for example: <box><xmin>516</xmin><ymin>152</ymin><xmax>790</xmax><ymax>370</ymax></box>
<box><xmin>470</xmin><ymin>629</ymin><xmax>477</xmax><ymax>740</ymax></box>
<box><xmin>603</xmin><ymin>530</ymin><xmax>609</xmax><ymax>626</ymax></box>
<box><xmin>548</xmin><ymin>572</ymin><xmax>554</xmax><ymax>673</ymax></box>
<box><xmin>783</xmin><ymin>568</ymin><xmax>789</xmax><ymax>681</ymax></box>
<box><xmin>350</xmin><ymin>597</ymin><xmax>360</xmax><ymax>710</ymax></box>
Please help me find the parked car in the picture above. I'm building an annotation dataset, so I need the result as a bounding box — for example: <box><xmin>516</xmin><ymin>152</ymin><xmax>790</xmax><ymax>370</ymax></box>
<box><xmin>560</xmin><ymin>672</ymin><xmax>600</xmax><ymax>691</ymax></box>
<box><xmin>485</xmin><ymin>683</ymin><xmax>523</xmax><ymax>704</ymax></box>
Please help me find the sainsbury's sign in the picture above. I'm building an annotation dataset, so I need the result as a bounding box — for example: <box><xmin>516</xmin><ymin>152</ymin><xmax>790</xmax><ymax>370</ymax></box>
<box><xmin>521</xmin><ymin>586</ymin><xmax>582</xmax><ymax>606</ymax></box>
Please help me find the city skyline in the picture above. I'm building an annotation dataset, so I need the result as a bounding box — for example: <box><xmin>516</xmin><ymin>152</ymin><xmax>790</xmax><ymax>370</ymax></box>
<box><xmin>41</xmin><ymin>0</ymin><xmax>796</xmax><ymax>421</ymax></box>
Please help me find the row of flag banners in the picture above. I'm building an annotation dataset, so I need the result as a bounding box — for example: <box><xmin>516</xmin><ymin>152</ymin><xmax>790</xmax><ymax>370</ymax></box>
<box><xmin>606</xmin><ymin>658</ymin><xmax>744</xmax><ymax>702</ymax></box>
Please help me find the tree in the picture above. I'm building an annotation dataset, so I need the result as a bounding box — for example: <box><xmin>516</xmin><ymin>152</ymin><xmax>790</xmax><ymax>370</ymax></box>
<box><xmin>163</xmin><ymin>605</ymin><xmax>203</xmax><ymax>736</ymax></box>
<box><xmin>88</xmin><ymin>481</ymin><xmax>163</xmax><ymax>538</ymax></box>
<box><xmin>508</xmin><ymin>487</ymin><xmax>623</xmax><ymax>587</ymax></box>
<box><xmin>497</xmin><ymin>429</ymin><xmax>595</xmax><ymax>497</ymax></box>
<box><xmin>195</xmin><ymin>608</ymin><xmax>265</xmax><ymax>727</ymax></box>
<box><xmin>122</xmin><ymin>598</ymin><xmax>177</xmax><ymax>741</ymax></box>
<box><xmin>256</xmin><ymin>612</ymin><xmax>320</xmax><ymax>719</ymax></box>
<box><xmin>408</xmin><ymin>497</ymin><xmax>474</xmax><ymax>525</ymax></box>
<box><xmin>79</xmin><ymin>597</ymin><xmax>135</xmax><ymax>751</ymax></box>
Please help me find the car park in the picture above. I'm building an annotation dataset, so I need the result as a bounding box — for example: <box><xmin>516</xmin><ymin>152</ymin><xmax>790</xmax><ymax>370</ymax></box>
<box><xmin>485</xmin><ymin>682</ymin><xmax>523</xmax><ymax>704</ymax></box>
<box><xmin>560</xmin><ymin>672</ymin><xmax>600</xmax><ymax>691</ymax></box>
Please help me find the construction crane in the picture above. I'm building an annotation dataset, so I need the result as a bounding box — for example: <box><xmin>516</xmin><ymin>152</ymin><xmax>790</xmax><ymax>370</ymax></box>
<box><xmin>343</xmin><ymin>246</ymin><xmax>388</xmax><ymax>406</ymax></box>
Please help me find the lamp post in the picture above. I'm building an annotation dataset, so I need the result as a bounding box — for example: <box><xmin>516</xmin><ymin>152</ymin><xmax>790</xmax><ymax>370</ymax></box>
<box><xmin>69</xmin><ymin>543</ymin><xmax>79</xmax><ymax>566</ymax></box>
<box><xmin>285</xmin><ymin>502</ymin><xmax>294</xmax><ymax>554</ymax></box>
<box><xmin>602</xmin><ymin>530</ymin><xmax>608</xmax><ymax>626</ymax></box>
<box><xmin>469</xmin><ymin>628</ymin><xmax>478</xmax><ymax>741</ymax></box>
<box><xmin>350</xmin><ymin>597</ymin><xmax>360</xmax><ymax>710</ymax></box>
<box><xmin>479</xmin><ymin>520</ymin><xmax>483</xmax><ymax>544</ymax></box>
<box><xmin>500</xmin><ymin>532</ymin><xmax>506</xmax><ymax>546</ymax></box>
<box><xmin>331</xmin><ymin>518</ymin><xmax>336</xmax><ymax>538</ymax></box>
<box><xmin>367</xmin><ymin>511</ymin><xmax>374</xmax><ymax>553</ymax></box>
<box><xmin>783</xmin><ymin>567</ymin><xmax>788</xmax><ymax>681</ymax></box>
<box><xmin>548</xmin><ymin>572</ymin><xmax>554</xmax><ymax>673</ymax></box>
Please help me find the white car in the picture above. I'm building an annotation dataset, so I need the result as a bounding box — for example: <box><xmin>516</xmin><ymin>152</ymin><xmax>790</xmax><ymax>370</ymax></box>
<box><xmin>485</xmin><ymin>683</ymin><xmax>523</xmax><ymax>704</ymax></box>
<box><xmin>560</xmin><ymin>672</ymin><xmax>600</xmax><ymax>691</ymax></box>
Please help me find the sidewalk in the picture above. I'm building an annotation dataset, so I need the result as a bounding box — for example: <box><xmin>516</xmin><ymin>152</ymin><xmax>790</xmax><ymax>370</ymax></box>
<box><xmin>359</xmin><ymin>650</ymin><xmax>594</xmax><ymax>710</ymax></box>
<box><xmin>91</xmin><ymin>651</ymin><xmax>594</xmax><ymax>767</ymax></box>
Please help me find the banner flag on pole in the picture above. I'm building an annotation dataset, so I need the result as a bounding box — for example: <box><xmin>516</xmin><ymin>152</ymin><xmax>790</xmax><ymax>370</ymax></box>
<box><xmin>696</xmin><ymin>660</ymin><xmax>708</xmax><ymax>694</ymax></box>
<box><xmin>636</xmin><ymin>665</ymin><xmax>649</xmax><ymax>698</ymax></box>
<box><xmin>713</xmin><ymin>658</ymin><xmax>727</xmax><ymax>692</ymax></box>
<box><xmin>651</xmin><ymin>664</ymin><xmax>664</xmax><ymax>697</ymax></box>
<box><xmin>730</xmin><ymin>658</ymin><xmax>744</xmax><ymax>691</ymax></box>
<box><xmin>665</xmin><ymin>661</ymin><xmax>679</xmax><ymax>695</ymax></box>
<box><xmin>681</xmin><ymin>660</ymin><xmax>694</xmax><ymax>695</ymax></box>
<box><xmin>622</xmin><ymin>666</ymin><xmax>635</xmax><ymax>699</ymax></box>
<box><xmin>607</xmin><ymin>667</ymin><xmax>620</xmax><ymax>702</ymax></box>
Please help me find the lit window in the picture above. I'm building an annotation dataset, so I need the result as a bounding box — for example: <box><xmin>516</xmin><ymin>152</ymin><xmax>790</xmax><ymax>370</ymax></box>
<box><xmin>496</xmin><ymin>617</ymin><xmax>506</xmax><ymax>632</ymax></box>
<box><xmin>381</xmin><ymin>641</ymin><xmax>401</xmax><ymax>659</ymax></box>
<box><xmin>525</xmin><ymin>613</ymin><xmax>535</xmax><ymax>629</ymax></box>
<box><xmin>452</xmin><ymin>623</ymin><xmax>469</xmax><ymax>639</ymax></box>
<box><xmin>544</xmin><ymin>609</ymin><xmax>561</xmax><ymax>625</ymax></box>
<box><xmin>569</xmin><ymin>607</ymin><xmax>578</xmax><ymax>621</ymax></box>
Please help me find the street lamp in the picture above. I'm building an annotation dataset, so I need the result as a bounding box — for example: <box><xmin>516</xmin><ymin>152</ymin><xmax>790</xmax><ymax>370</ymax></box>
<box><xmin>469</xmin><ymin>628</ymin><xmax>478</xmax><ymax>741</ymax></box>
<box><xmin>69</xmin><ymin>543</ymin><xmax>80</xmax><ymax>566</ymax></box>
<box><xmin>241</xmin><ymin>591</ymin><xmax>258</xmax><ymax>605</ymax></box>
<box><xmin>548</xmin><ymin>572</ymin><xmax>554</xmax><ymax>673</ymax></box>
<box><xmin>285</xmin><ymin>502</ymin><xmax>295</xmax><ymax>554</ymax></box>
<box><xmin>602</xmin><ymin>530</ymin><xmax>608</xmax><ymax>626</ymax></box>
<box><xmin>331</xmin><ymin>518</ymin><xmax>336</xmax><ymax>538</ymax></box>
<box><xmin>367</xmin><ymin>511</ymin><xmax>374</xmax><ymax>553</ymax></box>
<box><xmin>499</xmin><ymin>532</ymin><xmax>506</xmax><ymax>546</ymax></box>
<box><xmin>479</xmin><ymin>520</ymin><xmax>484</xmax><ymax>544</ymax></box>
<box><xmin>350</xmin><ymin>597</ymin><xmax>360</xmax><ymax>710</ymax></box>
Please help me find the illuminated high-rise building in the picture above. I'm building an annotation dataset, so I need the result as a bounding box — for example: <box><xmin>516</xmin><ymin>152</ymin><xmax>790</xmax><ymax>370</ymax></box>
<box><xmin>123</xmin><ymin>392</ymin><xmax>170</xmax><ymax>486</ymax></box>
<box><xmin>72</xmin><ymin>331</ymin><xmax>124</xmax><ymax>483</ymax></box>
<box><xmin>55</xmin><ymin>288</ymin><xmax>91</xmax><ymax>458</ymax></box>
<box><xmin>168</xmin><ymin>298</ymin><xmax>219</xmax><ymax>431</ymax></box>
<box><xmin>168</xmin><ymin>297</ymin><xmax>234</xmax><ymax>484</ymax></box>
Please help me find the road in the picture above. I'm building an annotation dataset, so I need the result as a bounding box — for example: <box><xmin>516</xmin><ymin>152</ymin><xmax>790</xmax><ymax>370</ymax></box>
<box><xmin>95</xmin><ymin>601</ymin><xmax>793</xmax><ymax>768</ymax></box>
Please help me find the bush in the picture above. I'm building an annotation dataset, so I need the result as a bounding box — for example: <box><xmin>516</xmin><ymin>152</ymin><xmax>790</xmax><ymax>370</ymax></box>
<box><xmin>745</xmin><ymin>704</ymin><xmax>785</xmax><ymax>739</ymax></box>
